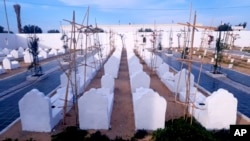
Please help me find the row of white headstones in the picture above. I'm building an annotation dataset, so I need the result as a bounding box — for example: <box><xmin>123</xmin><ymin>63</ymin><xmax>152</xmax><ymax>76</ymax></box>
<box><xmin>136</xmin><ymin>47</ymin><xmax>238</xmax><ymax>130</ymax></box>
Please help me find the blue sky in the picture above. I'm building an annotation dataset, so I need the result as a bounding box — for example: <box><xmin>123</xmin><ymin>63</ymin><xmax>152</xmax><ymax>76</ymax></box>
<box><xmin>1</xmin><ymin>0</ymin><xmax>250</xmax><ymax>33</ymax></box>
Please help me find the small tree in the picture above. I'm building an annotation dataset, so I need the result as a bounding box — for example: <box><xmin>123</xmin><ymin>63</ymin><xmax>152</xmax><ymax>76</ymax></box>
<box><xmin>242</xmin><ymin>22</ymin><xmax>247</xmax><ymax>28</ymax></box>
<box><xmin>48</xmin><ymin>29</ymin><xmax>60</xmax><ymax>33</ymax></box>
<box><xmin>217</xmin><ymin>23</ymin><xmax>232</xmax><ymax>31</ymax></box>
<box><xmin>158</xmin><ymin>42</ymin><xmax>162</xmax><ymax>50</ymax></box>
<box><xmin>23</xmin><ymin>25</ymin><xmax>42</xmax><ymax>33</ymax></box>
<box><xmin>145</xmin><ymin>28</ymin><xmax>153</xmax><ymax>32</ymax></box>
<box><xmin>138</xmin><ymin>28</ymin><xmax>153</xmax><ymax>32</ymax></box>
<box><xmin>138</xmin><ymin>28</ymin><xmax>144</xmax><ymax>32</ymax></box>
<box><xmin>119</xmin><ymin>34</ymin><xmax>125</xmax><ymax>48</ymax></box>
<box><xmin>0</xmin><ymin>26</ymin><xmax>4</xmax><ymax>33</ymax></box>
<box><xmin>61</xmin><ymin>33</ymin><xmax>70</xmax><ymax>52</ymax></box>
<box><xmin>0</xmin><ymin>26</ymin><xmax>13</xmax><ymax>33</ymax></box>
<box><xmin>177</xmin><ymin>33</ymin><xmax>181</xmax><ymax>48</ymax></box>
<box><xmin>212</xmin><ymin>23</ymin><xmax>232</xmax><ymax>74</ymax></box>
<box><xmin>92</xmin><ymin>27</ymin><xmax>104</xmax><ymax>33</ymax></box>
<box><xmin>27</xmin><ymin>35</ymin><xmax>43</xmax><ymax>76</ymax></box>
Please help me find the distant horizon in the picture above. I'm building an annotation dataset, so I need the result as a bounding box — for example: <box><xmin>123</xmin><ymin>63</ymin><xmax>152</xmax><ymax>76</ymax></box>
<box><xmin>1</xmin><ymin>0</ymin><xmax>250</xmax><ymax>33</ymax></box>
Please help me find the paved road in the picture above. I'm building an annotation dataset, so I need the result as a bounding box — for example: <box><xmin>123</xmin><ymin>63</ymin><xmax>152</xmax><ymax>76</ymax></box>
<box><xmin>0</xmin><ymin>50</ymin><xmax>98</xmax><ymax>133</ymax></box>
<box><xmin>207</xmin><ymin>48</ymin><xmax>250</xmax><ymax>57</ymax></box>
<box><xmin>0</xmin><ymin>68</ymin><xmax>62</xmax><ymax>132</ymax></box>
<box><xmin>0</xmin><ymin>61</ymin><xmax>59</xmax><ymax>97</ymax></box>
<box><xmin>0</xmin><ymin>59</ymin><xmax>63</xmax><ymax>132</ymax></box>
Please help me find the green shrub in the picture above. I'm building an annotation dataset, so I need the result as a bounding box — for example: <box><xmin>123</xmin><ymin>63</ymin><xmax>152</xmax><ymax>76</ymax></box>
<box><xmin>112</xmin><ymin>136</ymin><xmax>129</xmax><ymax>141</ymax></box>
<box><xmin>212</xmin><ymin>130</ymin><xmax>230</xmax><ymax>141</ymax></box>
<box><xmin>85</xmin><ymin>131</ymin><xmax>109</xmax><ymax>141</ymax></box>
<box><xmin>133</xmin><ymin>130</ymin><xmax>148</xmax><ymax>139</ymax></box>
<box><xmin>2</xmin><ymin>138</ymin><xmax>18</xmax><ymax>141</ymax></box>
<box><xmin>151</xmin><ymin>117</ymin><xmax>228</xmax><ymax>141</ymax></box>
<box><xmin>50</xmin><ymin>118</ymin><xmax>230</xmax><ymax>141</ymax></box>
<box><xmin>25</xmin><ymin>138</ymin><xmax>36</xmax><ymax>141</ymax></box>
<box><xmin>51</xmin><ymin>126</ymin><xmax>88</xmax><ymax>141</ymax></box>
<box><xmin>2</xmin><ymin>137</ymin><xmax>35</xmax><ymax>141</ymax></box>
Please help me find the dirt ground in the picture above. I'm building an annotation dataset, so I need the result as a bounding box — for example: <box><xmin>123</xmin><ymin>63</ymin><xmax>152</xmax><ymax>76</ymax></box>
<box><xmin>0</xmin><ymin>48</ymin><xmax>249</xmax><ymax>141</ymax></box>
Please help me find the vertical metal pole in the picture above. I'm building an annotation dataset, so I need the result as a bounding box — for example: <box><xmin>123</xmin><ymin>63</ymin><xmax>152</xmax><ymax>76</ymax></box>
<box><xmin>4</xmin><ymin>0</ymin><xmax>10</xmax><ymax>33</ymax></box>
<box><xmin>83</xmin><ymin>7</ymin><xmax>89</xmax><ymax>93</ymax></box>
<box><xmin>187</xmin><ymin>11</ymin><xmax>196</xmax><ymax>124</ymax></box>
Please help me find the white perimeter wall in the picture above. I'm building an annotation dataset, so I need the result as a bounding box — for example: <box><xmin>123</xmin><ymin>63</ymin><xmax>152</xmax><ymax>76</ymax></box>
<box><xmin>0</xmin><ymin>33</ymin><xmax>64</xmax><ymax>50</ymax></box>
<box><xmin>1</xmin><ymin>24</ymin><xmax>250</xmax><ymax>51</ymax></box>
<box><xmin>98</xmin><ymin>24</ymin><xmax>250</xmax><ymax>49</ymax></box>
<box><xmin>109</xmin><ymin>31</ymin><xmax>250</xmax><ymax>51</ymax></box>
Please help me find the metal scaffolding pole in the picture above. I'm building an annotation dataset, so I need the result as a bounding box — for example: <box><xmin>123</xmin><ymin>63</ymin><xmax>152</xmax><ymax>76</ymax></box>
<box><xmin>3</xmin><ymin>0</ymin><xmax>10</xmax><ymax>33</ymax></box>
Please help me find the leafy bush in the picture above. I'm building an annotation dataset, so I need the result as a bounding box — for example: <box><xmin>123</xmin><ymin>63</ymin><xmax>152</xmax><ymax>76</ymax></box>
<box><xmin>48</xmin><ymin>29</ymin><xmax>60</xmax><ymax>33</ymax></box>
<box><xmin>51</xmin><ymin>126</ymin><xmax>88</xmax><ymax>141</ymax></box>
<box><xmin>85</xmin><ymin>131</ymin><xmax>109</xmax><ymax>141</ymax></box>
<box><xmin>2</xmin><ymin>138</ymin><xmax>18</xmax><ymax>141</ymax></box>
<box><xmin>133</xmin><ymin>130</ymin><xmax>148</xmax><ymax>139</ymax></box>
<box><xmin>151</xmin><ymin>117</ymin><xmax>229</xmax><ymax>141</ymax></box>
<box><xmin>2</xmin><ymin>138</ymin><xmax>35</xmax><ymax>141</ymax></box>
<box><xmin>51</xmin><ymin>127</ymin><xmax>111</xmax><ymax>141</ymax></box>
<box><xmin>25</xmin><ymin>138</ymin><xmax>36</xmax><ymax>141</ymax></box>
<box><xmin>51</xmin><ymin>118</ymin><xmax>230</xmax><ymax>141</ymax></box>
<box><xmin>112</xmin><ymin>136</ymin><xmax>129</xmax><ymax>141</ymax></box>
<box><xmin>212</xmin><ymin>130</ymin><xmax>230</xmax><ymax>141</ymax></box>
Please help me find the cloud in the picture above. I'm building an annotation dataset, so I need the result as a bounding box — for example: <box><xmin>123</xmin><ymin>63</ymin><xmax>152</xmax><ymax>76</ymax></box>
<box><xmin>219</xmin><ymin>0</ymin><xmax>250</xmax><ymax>6</ymax></box>
<box><xmin>58</xmin><ymin>0</ymin><xmax>188</xmax><ymax>8</ymax></box>
<box><xmin>57</xmin><ymin>0</ymin><xmax>85</xmax><ymax>6</ymax></box>
<box><xmin>6</xmin><ymin>1</ymin><xmax>33</xmax><ymax>8</ymax></box>
<box><xmin>58</xmin><ymin>0</ymin><xmax>139</xmax><ymax>7</ymax></box>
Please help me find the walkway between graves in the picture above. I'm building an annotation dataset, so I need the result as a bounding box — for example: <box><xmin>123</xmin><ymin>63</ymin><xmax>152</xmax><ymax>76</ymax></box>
<box><xmin>84</xmin><ymin>48</ymin><xmax>185</xmax><ymax>139</ymax></box>
<box><xmin>134</xmin><ymin>51</ymin><xmax>185</xmax><ymax>121</ymax></box>
<box><xmin>84</xmin><ymin>48</ymin><xmax>136</xmax><ymax>139</ymax></box>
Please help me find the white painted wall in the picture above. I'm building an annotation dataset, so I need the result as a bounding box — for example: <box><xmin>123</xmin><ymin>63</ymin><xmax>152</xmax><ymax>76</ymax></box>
<box><xmin>1</xmin><ymin>24</ymin><xmax>250</xmax><ymax>52</ymax></box>
<box><xmin>233</xmin><ymin>31</ymin><xmax>250</xmax><ymax>47</ymax></box>
<box><xmin>16</xmin><ymin>34</ymin><xmax>64</xmax><ymax>49</ymax></box>
<box><xmin>129</xmin><ymin>30</ymin><xmax>250</xmax><ymax>49</ymax></box>
<box><xmin>0</xmin><ymin>33</ymin><xmax>64</xmax><ymax>50</ymax></box>
<box><xmin>97</xmin><ymin>24</ymin><xmax>250</xmax><ymax>49</ymax></box>
<box><xmin>0</xmin><ymin>34</ymin><xmax>18</xmax><ymax>50</ymax></box>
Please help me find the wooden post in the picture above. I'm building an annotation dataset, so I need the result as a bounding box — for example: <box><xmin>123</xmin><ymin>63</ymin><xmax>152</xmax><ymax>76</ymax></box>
<box><xmin>83</xmin><ymin>7</ymin><xmax>89</xmax><ymax>95</ymax></box>
<box><xmin>62</xmin><ymin>10</ymin><xmax>76</xmax><ymax>126</ymax></box>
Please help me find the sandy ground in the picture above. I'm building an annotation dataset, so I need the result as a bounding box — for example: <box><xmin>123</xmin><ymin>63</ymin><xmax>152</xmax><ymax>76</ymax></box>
<box><xmin>0</xmin><ymin>48</ymin><xmax>249</xmax><ymax>141</ymax></box>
